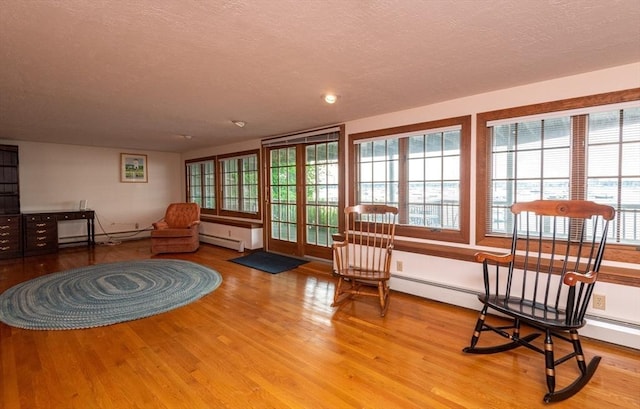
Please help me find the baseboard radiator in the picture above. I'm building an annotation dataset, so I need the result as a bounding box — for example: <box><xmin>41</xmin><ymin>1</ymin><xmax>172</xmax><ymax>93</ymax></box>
<box><xmin>200</xmin><ymin>233</ymin><xmax>245</xmax><ymax>252</ymax></box>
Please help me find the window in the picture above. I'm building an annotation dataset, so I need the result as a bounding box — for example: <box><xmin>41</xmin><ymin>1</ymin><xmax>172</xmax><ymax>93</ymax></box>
<box><xmin>186</xmin><ymin>158</ymin><xmax>215</xmax><ymax>211</ymax></box>
<box><xmin>185</xmin><ymin>150</ymin><xmax>261</xmax><ymax>219</ymax></box>
<box><xmin>477</xmin><ymin>89</ymin><xmax>640</xmax><ymax>265</ymax></box>
<box><xmin>220</xmin><ymin>153</ymin><xmax>259</xmax><ymax>216</ymax></box>
<box><xmin>350</xmin><ymin>116</ymin><xmax>471</xmax><ymax>243</ymax></box>
<box><xmin>587</xmin><ymin>108</ymin><xmax>640</xmax><ymax>244</ymax></box>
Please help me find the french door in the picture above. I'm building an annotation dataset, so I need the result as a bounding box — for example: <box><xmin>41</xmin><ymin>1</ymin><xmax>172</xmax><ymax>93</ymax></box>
<box><xmin>265</xmin><ymin>139</ymin><xmax>342</xmax><ymax>259</ymax></box>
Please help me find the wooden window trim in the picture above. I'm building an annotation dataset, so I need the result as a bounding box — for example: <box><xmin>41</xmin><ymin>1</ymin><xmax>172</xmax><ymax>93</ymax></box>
<box><xmin>218</xmin><ymin>150</ymin><xmax>261</xmax><ymax>220</ymax></box>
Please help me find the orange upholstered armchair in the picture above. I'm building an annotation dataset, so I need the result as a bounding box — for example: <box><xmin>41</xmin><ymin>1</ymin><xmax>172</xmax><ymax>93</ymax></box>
<box><xmin>151</xmin><ymin>203</ymin><xmax>201</xmax><ymax>254</ymax></box>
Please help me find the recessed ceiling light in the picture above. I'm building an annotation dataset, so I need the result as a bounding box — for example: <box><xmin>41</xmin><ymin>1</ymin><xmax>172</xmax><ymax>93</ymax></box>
<box><xmin>183</xmin><ymin>135</ymin><xmax>192</xmax><ymax>140</ymax></box>
<box><xmin>324</xmin><ymin>94</ymin><xmax>338</xmax><ymax>104</ymax></box>
<box><xmin>232</xmin><ymin>120</ymin><xmax>246</xmax><ymax>128</ymax></box>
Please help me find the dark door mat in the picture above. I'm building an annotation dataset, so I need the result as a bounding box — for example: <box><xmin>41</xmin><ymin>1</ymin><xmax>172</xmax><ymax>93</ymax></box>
<box><xmin>229</xmin><ymin>251</ymin><xmax>309</xmax><ymax>274</ymax></box>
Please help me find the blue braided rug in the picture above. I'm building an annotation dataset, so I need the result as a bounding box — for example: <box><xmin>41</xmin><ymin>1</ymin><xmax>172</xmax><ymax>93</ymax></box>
<box><xmin>0</xmin><ymin>259</ymin><xmax>222</xmax><ymax>330</ymax></box>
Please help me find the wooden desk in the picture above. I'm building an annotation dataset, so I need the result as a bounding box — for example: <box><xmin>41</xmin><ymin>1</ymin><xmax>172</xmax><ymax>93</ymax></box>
<box><xmin>22</xmin><ymin>210</ymin><xmax>95</xmax><ymax>256</ymax></box>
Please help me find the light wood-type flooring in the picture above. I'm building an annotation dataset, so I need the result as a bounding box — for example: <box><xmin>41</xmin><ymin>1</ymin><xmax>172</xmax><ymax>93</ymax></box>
<box><xmin>1</xmin><ymin>240</ymin><xmax>638</xmax><ymax>408</ymax></box>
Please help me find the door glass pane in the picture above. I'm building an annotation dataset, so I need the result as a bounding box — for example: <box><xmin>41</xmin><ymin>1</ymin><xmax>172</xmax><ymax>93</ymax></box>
<box><xmin>270</xmin><ymin>147</ymin><xmax>297</xmax><ymax>242</ymax></box>
<box><xmin>305</xmin><ymin>142</ymin><xmax>340</xmax><ymax>247</ymax></box>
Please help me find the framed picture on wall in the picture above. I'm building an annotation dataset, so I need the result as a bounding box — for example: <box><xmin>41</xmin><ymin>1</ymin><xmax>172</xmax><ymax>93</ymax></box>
<box><xmin>120</xmin><ymin>153</ymin><xmax>148</xmax><ymax>183</ymax></box>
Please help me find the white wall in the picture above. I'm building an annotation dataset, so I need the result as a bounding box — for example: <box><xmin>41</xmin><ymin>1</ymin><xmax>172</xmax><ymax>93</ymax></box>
<box><xmin>1</xmin><ymin>140</ymin><xmax>182</xmax><ymax>241</ymax></box>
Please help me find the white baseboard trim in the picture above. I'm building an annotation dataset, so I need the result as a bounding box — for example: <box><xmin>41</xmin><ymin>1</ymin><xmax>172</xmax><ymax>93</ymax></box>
<box><xmin>390</xmin><ymin>274</ymin><xmax>640</xmax><ymax>350</ymax></box>
<box><xmin>199</xmin><ymin>233</ymin><xmax>244</xmax><ymax>252</ymax></box>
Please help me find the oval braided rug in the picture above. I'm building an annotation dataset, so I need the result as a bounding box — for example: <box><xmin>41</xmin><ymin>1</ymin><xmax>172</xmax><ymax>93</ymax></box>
<box><xmin>0</xmin><ymin>259</ymin><xmax>222</xmax><ymax>330</ymax></box>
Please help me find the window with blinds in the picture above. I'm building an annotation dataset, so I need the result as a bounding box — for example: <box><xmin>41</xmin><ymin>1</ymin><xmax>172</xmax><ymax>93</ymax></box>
<box><xmin>350</xmin><ymin>116</ymin><xmax>471</xmax><ymax>243</ymax></box>
<box><xmin>485</xmin><ymin>103</ymin><xmax>640</xmax><ymax>245</ymax></box>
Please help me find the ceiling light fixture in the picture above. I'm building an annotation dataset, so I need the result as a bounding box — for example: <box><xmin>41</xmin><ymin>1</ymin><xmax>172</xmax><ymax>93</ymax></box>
<box><xmin>183</xmin><ymin>135</ymin><xmax>192</xmax><ymax>140</ymax></box>
<box><xmin>232</xmin><ymin>120</ymin><xmax>246</xmax><ymax>128</ymax></box>
<box><xmin>324</xmin><ymin>94</ymin><xmax>338</xmax><ymax>104</ymax></box>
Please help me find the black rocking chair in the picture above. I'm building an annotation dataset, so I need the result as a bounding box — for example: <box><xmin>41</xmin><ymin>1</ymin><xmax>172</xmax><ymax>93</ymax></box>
<box><xmin>463</xmin><ymin>200</ymin><xmax>615</xmax><ymax>403</ymax></box>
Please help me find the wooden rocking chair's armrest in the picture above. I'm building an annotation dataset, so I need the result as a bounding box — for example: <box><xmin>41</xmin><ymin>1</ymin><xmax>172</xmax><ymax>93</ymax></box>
<box><xmin>474</xmin><ymin>251</ymin><xmax>513</xmax><ymax>264</ymax></box>
<box><xmin>187</xmin><ymin>220</ymin><xmax>201</xmax><ymax>228</ymax></box>
<box><xmin>563</xmin><ymin>271</ymin><xmax>598</xmax><ymax>286</ymax></box>
<box><xmin>332</xmin><ymin>238</ymin><xmax>348</xmax><ymax>249</ymax></box>
<box><xmin>475</xmin><ymin>251</ymin><xmax>513</xmax><ymax>298</ymax></box>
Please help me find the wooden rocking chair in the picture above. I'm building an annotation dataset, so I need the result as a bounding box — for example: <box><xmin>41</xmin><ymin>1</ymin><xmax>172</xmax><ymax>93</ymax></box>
<box><xmin>463</xmin><ymin>200</ymin><xmax>615</xmax><ymax>403</ymax></box>
<box><xmin>332</xmin><ymin>204</ymin><xmax>398</xmax><ymax>316</ymax></box>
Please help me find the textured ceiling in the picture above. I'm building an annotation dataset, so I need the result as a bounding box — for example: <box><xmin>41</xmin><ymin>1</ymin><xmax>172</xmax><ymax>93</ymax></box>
<box><xmin>1</xmin><ymin>0</ymin><xmax>639</xmax><ymax>152</ymax></box>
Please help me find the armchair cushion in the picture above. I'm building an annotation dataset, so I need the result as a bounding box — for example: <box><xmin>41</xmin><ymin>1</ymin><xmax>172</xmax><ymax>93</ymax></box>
<box><xmin>151</xmin><ymin>227</ymin><xmax>197</xmax><ymax>238</ymax></box>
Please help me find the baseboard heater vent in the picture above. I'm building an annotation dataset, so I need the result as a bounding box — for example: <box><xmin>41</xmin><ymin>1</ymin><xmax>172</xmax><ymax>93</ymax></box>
<box><xmin>200</xmin><ymin>234</ymin><xmax>245</xmax><ymax>252</ymax></box>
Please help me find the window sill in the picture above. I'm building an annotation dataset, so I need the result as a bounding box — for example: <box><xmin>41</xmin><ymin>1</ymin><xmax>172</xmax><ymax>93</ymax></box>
<box><xmin>200</xmin><ymin>215</ymin><xmax>262</xmax><ymax>229</ymax></box>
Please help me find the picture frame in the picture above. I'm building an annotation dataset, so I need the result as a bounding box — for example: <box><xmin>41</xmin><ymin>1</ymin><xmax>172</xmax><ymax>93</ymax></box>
<box><xmin>120</xmin><ymin>153</ymin><xmax>148</xmax><ymax>183</ymax></box>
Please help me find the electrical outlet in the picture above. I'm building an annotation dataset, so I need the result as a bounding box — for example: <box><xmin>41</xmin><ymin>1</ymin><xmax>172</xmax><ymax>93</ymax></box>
<box><xmin>396</xmin><ymin>260</ymin><xmax>403</xmax><ymax>272</ymax></box>
<box><xmin>593</xmin><ymin>294</ymin><xmax>606</xmax><ymax>310</ymax></box>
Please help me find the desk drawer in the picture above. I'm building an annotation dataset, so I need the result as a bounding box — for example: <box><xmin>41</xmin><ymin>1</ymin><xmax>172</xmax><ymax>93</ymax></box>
<box><xmin>0</xmin><ymin>215</ymin><xmax>20</xmax><ymax>231</ymax></box>
<box><xmin>0</xmin><ymin>215</ymin><xmax>21</xmax><ymax>258</ymax></box>
<box><xmin>58</xmin><ymin>211</ymin><xmax>92</xmax><ymax>220</ymax></box>
<box><xmin>24</xmin><ymin>218</ymin><xmax>58</xmax><ymax>255</ymax></box>
<box><xmin>23</xmin><ymin>214</ymin><xmax>56</xmax><ymax>223</ymax></box>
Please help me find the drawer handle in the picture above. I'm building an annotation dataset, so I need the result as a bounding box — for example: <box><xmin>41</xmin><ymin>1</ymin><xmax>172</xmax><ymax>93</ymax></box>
<box><xmin>0</xmin><ymin>240</ymin><xmax>8</xmax><ymax>244</ymax></box>
<box><xmin>37</xmin><ymin>236</ymin><xmax>47</xmax><ymax>241</ymax></box>
<box><xmin>0</xmin><ymin>225</ymin><xmax>9</xmax><ymax>229</ymax></box>
<box><xmin>36</xmin><ymin>223</ymin><xmax>46</xmax><ymax>227</ymax></box>
<box><xmin>36</xmin><ymin>230</ymin><xmax>46</xmax><ymax>234</ymax></box>
<box><xmin>0</xmin><ymin>246</ymin><xmax>10</xmax><ymax>251</ymax></box>
<box><xmin>0</xmin><ymin>233</ymin><xmax>9</xmax><ymax>237</ymax></box>
<box><xmin>36</xmin><ymin>243</ymin><xmax>47</xmax><ymax>247</ymax></box>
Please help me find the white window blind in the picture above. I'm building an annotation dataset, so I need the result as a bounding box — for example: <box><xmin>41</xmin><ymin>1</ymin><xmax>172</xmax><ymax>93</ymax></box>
<box><xmin>262</xmin><ymin>126</ymin><xmax>340</xmax><ymax>147</ymax></box>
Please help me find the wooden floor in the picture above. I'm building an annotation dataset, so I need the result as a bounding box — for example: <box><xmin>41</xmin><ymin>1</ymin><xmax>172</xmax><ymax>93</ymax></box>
<box><xmin>1</xmin><ymin>240</ymin><xmax>638</xmax><ymax>409</ymax></box>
